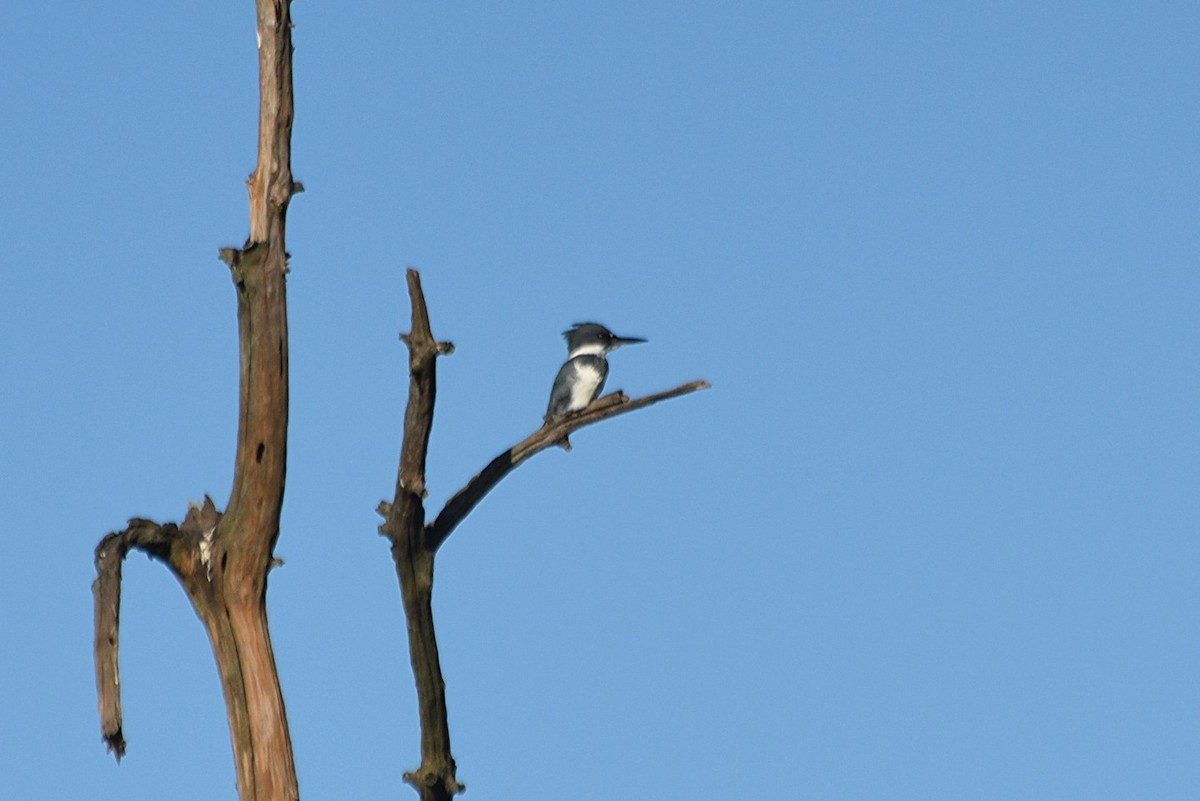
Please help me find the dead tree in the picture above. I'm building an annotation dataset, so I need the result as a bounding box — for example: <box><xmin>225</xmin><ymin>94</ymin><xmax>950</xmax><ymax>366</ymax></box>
<box><xmin>92</xmin><ymin>3</ymin><xmax>301</xmax><ymax>801</ymax></box>
<box><xmin>91</xmin><ymin>3</ymin><xmax>707</xmax><ymax>800</ymax></box>
<box><xmin>378</xmin><ymin>269</ymin><xmax>709</xmax><ymax>800</ymax></box>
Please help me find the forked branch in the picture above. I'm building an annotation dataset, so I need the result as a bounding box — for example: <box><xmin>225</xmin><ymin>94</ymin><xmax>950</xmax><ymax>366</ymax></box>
<box><xmin>379</xmin><ymin>269</ymin><xmax>461</xmax><ymax>801</ymax></box>
<box><xmin>380</xmin><ymin>268</ymin><xmax>707</xmax><ymax>801</ymax></box>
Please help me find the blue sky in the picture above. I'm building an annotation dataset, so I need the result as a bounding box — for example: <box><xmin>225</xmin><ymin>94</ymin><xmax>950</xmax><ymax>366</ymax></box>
<box><xmin>2</xmin><ymin>2</ymin><xmax>1197</xmax><ymax>799</ymax></box>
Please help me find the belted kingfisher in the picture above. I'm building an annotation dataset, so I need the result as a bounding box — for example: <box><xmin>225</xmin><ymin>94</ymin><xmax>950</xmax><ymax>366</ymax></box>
<box><xmin>545</xmin><ymin>322</ymin><xmax>646</xmax><ymax>421</ymax></box>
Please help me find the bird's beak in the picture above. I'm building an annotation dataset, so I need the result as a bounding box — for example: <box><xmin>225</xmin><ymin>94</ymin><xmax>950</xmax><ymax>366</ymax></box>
<box><xmin>612</xmin><ymin>335</ymin><xmax>647</xmax><ymax>348</ymax></box>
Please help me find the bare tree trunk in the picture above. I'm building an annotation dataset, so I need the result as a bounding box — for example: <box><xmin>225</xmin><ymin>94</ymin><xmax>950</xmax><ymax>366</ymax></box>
<box><xmin>379</xmin><ymin>269</ymin><xmax>708</xmax><ymax>800</ymax></box>
<box><xmin>378</xmin><ymin>272</ymin><xmax>463</xmax><ymax>801</ymax></box>
<box><xmin>92</xmin><ymin>3</ymin><xmax>301</xmax><ymax>800</ymax></box>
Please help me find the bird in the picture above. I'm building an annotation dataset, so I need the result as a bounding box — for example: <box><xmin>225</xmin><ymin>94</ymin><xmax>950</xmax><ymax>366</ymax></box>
<box><xmin>545</xmin><ymin>322</ymin><xmax>646</xmax><ymax>422</ymax></box>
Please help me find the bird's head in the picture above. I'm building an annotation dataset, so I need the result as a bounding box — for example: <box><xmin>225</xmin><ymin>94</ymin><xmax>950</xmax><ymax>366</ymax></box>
<box><xmin>563</xmin><ymin>322</ymin><xmax>647</xmax><ymax>357</ymax></box>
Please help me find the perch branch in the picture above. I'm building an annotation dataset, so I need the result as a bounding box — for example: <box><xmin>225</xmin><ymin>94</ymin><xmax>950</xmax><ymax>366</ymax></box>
<box><xmin>427</xmin><ymin>379</ymin><xmax>710</xmax><ymax>550</ymax></box>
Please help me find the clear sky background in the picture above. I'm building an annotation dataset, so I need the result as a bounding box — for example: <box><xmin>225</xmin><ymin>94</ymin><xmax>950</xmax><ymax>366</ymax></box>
<box><xmin>2</xmin><ymin>2</ymin><xmax>1197</xmax><ymax>800</ymax></box>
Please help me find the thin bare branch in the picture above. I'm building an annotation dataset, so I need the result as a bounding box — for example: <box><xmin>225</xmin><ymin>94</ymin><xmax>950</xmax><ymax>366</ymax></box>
<box><xmin>248</xmin><ymin>0</ymin><xmax>298</xmax><ymax>243</ymax></box>
<box><xmin>91</xmin><ymin>498</ymin><xmax>226</xmax><ymax>761</ymax></box>
<box><xmin>380</xmin><ymin>268</ymin><xmax>462</xmax><ymax>801</ymax></box>
<box><xmin>395</xmin><ymin>268</ymin><xmax>443</xmax><ymax>504</ymax></box>
<box><xmin>92</xmin><ymin>520</ymin><xmax>179</xmax><ymax>760</ymax></box>
<box><xmin>427</xmin><ymin>380</ymin><xmax>710</xmax><ymax>550</ymax></box>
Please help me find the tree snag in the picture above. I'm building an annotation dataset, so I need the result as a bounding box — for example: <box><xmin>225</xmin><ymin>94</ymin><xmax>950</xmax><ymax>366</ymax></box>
<box><xmin>379</xmin><ymin>268</ymin><xmax>709</xmax><ymax>801</ymax></box>
<box><xmin>92</xmin><ymin>3</ymin><xmax>300</xmax><ymax>801</ymax></box>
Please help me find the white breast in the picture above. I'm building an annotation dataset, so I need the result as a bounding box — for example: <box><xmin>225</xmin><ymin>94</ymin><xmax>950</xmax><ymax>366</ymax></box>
<box><xmin>567</xmin><ymin>361</ymin><xmax>604</xmax><ymax>412</ymax></box>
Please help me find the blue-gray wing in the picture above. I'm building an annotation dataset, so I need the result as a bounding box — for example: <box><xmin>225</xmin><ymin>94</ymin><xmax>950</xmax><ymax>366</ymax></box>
<box><xmin>546</xmin><ymin>355</ymin><xmax>608</xmax><ymax>418</ymax></box>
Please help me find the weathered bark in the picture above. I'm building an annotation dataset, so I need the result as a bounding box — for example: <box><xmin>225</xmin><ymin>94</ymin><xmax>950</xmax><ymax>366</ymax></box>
<box><xmin>93</xmin><ymin>518</ymin><xmax>178</xmax><ymax>758</ymax></box>
<box><xmin>379</xmin><ymin>268</ymin><xmax>708</xmax><ymax>800</ymax></box>
<box><xmin>92</xmin><ymin>3</ymin><xmax>300</xmax><ymax>800</ymax></box>
<box><xmin>379</xmin><ymin>270</ymin><xmax>463</xmax><ymax>801</ymax></box>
